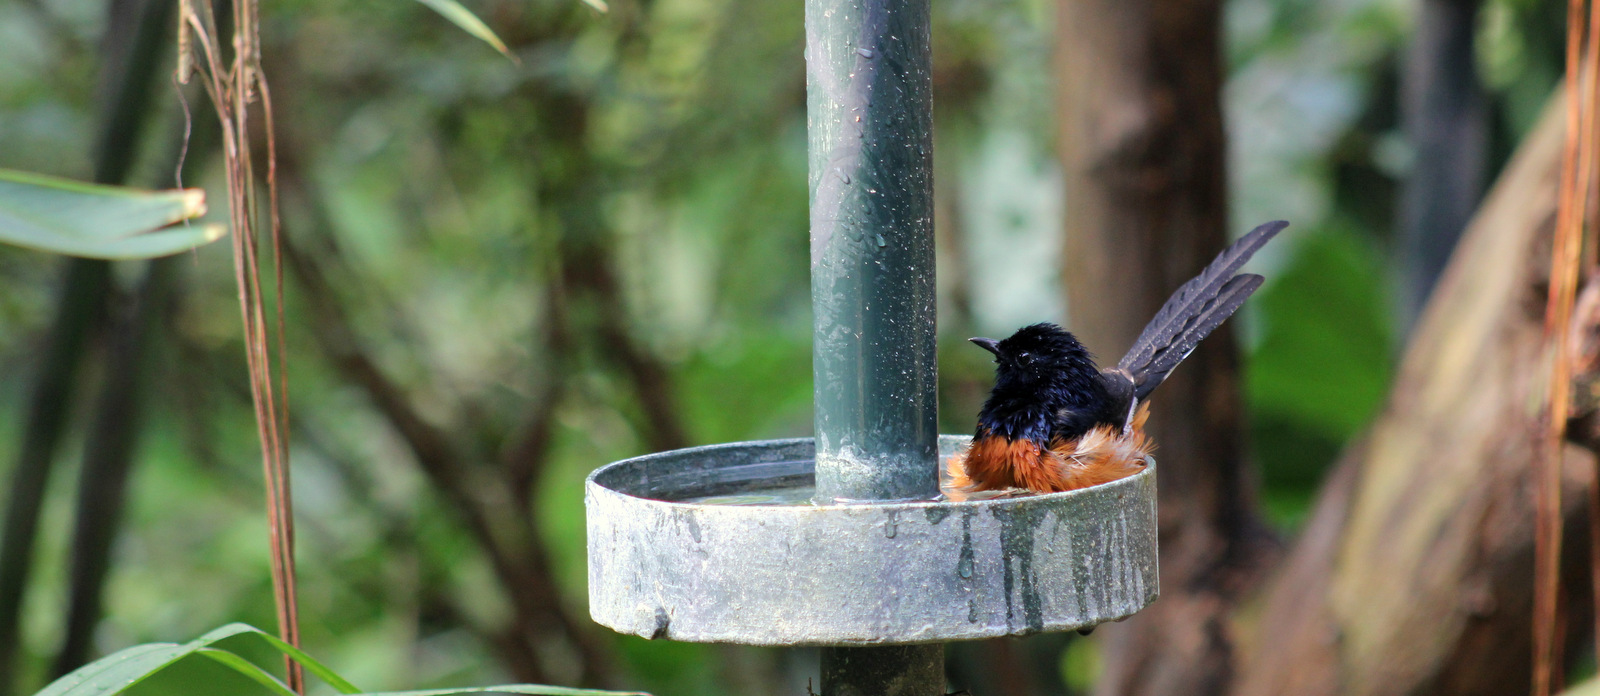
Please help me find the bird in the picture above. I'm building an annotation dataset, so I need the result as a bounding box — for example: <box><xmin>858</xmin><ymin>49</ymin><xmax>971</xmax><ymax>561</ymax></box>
<box><xmin>944</xmin><ymin>220</ymin><xmax>1287</xmax><ymax>497</ymax></box>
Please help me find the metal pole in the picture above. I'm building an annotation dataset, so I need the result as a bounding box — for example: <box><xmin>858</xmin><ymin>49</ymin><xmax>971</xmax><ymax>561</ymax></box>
<box><xmin>807</xmin><ymin>0</ymin><xmax>941</xmax><ymax>690</ymax></box>
<box><xmin>808</xmin><ymin>0</ymin><xmax>937</xmax><ymax>504</ymax></box>
<box><xmin>821</xmin><ymin>645</ymin><xmax>944</xmax><ymax>696</ymax></box>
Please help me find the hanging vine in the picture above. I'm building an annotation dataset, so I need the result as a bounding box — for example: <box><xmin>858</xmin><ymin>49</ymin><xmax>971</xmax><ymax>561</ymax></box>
<box><xmin>174</xmin><ymin>0</ymin><xmax>300</xmax><ymax>691</ymax></box>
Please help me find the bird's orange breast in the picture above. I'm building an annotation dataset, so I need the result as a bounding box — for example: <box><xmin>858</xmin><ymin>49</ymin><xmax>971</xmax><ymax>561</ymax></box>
<box><xmin>944</xmin><ymin>403</ymin><xmax>1152</xmax><ymax>497</ymax></box>
<box><xmin>947</xmin><ymin>433</ymin><xmax>1045</xmax><ymax>492</ymax></box>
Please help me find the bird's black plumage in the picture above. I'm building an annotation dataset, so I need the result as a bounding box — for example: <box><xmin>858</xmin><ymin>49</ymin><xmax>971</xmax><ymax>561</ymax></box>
<box><xmin>969</xmin><ymin>324</ymin><xmax>1123</xmax><ymax>445</ymax></box>
<box><xmin>969</xmin><ymin>220</ymin><xmax>1287</xmax><ymax>451</ymax></box>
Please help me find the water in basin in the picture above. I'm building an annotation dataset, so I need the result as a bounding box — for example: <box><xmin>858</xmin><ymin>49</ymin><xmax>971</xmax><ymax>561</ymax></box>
<box><xmin>633</xmin><ymin>450</ymin><xmax>1011</xmax><ymax>506</ymax></box>
<box><xmin>680</xmin><ymin>485</ymin><xmax>819</xmax><ymax>506</ymax></box>
<box><xmin>675</xmin><ymin>479</ymin><xmax>1006</xmax><ymax>506</ymax></box>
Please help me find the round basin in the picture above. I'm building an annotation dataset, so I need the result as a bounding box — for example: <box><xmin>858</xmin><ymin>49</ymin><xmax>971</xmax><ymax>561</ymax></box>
<box><xmin>586</xmin><ymin>435</ymin><xmax>1158</xmax><ymax>646</ymax></box>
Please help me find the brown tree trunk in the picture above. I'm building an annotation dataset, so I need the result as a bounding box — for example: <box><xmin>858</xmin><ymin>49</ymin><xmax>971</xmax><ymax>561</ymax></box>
<box><xmin>1057</xmin><ymin>1</ymin><xmax>1277</xmax><ymax>693</ymax></box>
<box><xmin>1231</xmin><ymin>94</ymin><xmax>1599</xmax><ymax>696</ymax></box>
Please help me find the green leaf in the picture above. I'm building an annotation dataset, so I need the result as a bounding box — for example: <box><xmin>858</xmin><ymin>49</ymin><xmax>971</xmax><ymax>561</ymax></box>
<box><xmin>0</xmin><ymin>168</ymin><xmax>224</xmax><ymax>259</ymax></box>
<box><xmin>121</xmin><ymin>653</ymin><xmax>280</xmax><ymax>696</ymax></box>
<box><xmin>365</xmin><ymin>687</ymin><xmax>649</xmax><ymax>696</ymax></box>
<box><xmin>187</xmin><ymin>623</ymin><xmax>362</xmax><ymax>693</ymax></box>
<box><xmin>31</xmin><ymin>624</ymin><xmax>650</xmax><ymax>696</ymax></box>
<box><xmin>412</xmin><ymin>0</ymin><xmax>515</xmax><ymax>58</ymax></box>
<box><xmin>195</xmin><ymin>649</ymin><xmax>299</xmax><ymax>696</ymax></box>
<box><xmin>37</xmin><ymin>644</ymin><xmax>186</xmax><ymax>696</ymax></box>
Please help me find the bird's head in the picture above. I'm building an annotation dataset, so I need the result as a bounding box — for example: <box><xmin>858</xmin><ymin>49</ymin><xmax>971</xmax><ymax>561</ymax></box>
<box><xmin>970</xmin><ymin>322</ymin><xmax>1100</xmax><ymax>398</ymax></box>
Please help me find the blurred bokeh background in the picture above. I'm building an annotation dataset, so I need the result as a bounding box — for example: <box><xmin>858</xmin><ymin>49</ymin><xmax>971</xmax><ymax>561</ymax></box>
<box><xmin>0</xmin><ymin>0</ymin><xmax>1574</xmax><ymax>693</ymax></box>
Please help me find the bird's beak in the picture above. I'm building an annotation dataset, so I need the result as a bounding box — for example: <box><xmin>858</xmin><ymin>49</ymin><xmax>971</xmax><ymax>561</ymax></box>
<box><xmin>968</xmin><ymin>337</ymin><xmax>1001</xmax><ymax>357</ymax></box>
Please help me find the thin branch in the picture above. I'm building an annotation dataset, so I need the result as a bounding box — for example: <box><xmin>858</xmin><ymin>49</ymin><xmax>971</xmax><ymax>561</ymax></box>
<box><xmin>565</xmin><ymin>242</ymin><xmax>690</xmax><ymax>451</ymax></box>
<box><xmin>502</xmin><ymin>289</ymin><xmax>569</xmax><ymax>511</ymax></box>
<box><xmin>277</xmin><ymin>178</ymin><xmax>612</xmax><ymax>685</ymax></box>
<box><xmin>288</xmin><ymin>242</ymin><xmax>570</xmax><ymax>684</ymax></box>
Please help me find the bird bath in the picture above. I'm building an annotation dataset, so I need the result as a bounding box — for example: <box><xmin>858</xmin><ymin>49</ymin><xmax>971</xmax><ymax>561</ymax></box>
<box><xmin>586</xmin><ymin>0</ymin><xmax>1159</xmax><ymax>688</ymax></box>
<box><xmin>587</xmin><ymin>437</ymin><xmax>1158</xmax><ymax>646</ymax></box>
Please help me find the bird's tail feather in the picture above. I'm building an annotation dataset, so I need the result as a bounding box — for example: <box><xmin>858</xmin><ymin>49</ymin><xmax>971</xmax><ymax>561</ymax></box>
<box><xmin>1130</xmin><ymin>273</ymin><xmax>1262</xmax><ymax>400</ymax></box>
<box><xmin>1117</xmin><ymin>220</ymin><xmax>1286</xmax><ymax>400</ymax></box>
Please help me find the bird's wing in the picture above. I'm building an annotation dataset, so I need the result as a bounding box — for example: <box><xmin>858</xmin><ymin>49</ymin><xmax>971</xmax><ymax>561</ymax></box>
<box><xmin>1097</xmin><ymin>369</ymin><xmax>1137</xmax><ymax>434</ymax></box>
<box><xmin>1117</xmin><ymin>220</ymin><xmax>1286</xmax><ymax>399</ymax></box>
<box><xmin>1051</xmin><ymin>405</ymin><xmax>1102</xmax><ymax>442</ymax></box>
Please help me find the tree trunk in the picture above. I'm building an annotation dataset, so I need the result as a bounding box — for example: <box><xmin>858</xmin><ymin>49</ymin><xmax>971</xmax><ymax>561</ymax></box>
<box><xmin>1397</xmin><ymin>0</ymin><xmax>1489</xmax><ymax>329</ymax></box>
<box><xmin>1231</xmin><ymin>95</ymin><xmax>1597</xmax><ymax>696</ymax></box>
<box><xmin>1057</xmin><ymin>1</ymin><xmax>1277</xmax><ymax>693</ymax></box>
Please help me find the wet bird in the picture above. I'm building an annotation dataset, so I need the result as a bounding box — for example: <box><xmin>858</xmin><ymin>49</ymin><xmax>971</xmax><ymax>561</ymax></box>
<box><xmin>946</xmin><ymin>220</ymin><xmax>1287</xmax><ymax>496</ymax></box>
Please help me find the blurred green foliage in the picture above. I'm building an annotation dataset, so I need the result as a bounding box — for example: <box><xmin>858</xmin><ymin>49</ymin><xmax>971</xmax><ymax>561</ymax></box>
<box><xmin>0</xmin><ymin>0</ymin><xmax>1567</xmax><ymax>693</ymax></box>
<box><xmin>1248</xmin><ymin>223</ymin><xmax>1394</xmax><ymax>526</ymax></box>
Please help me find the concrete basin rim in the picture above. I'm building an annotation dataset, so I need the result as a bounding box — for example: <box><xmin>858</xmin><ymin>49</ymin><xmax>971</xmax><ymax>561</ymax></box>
<box><xmin>584</xmin><ymin>435</ymin><xmax>1156</xmax><ymax>515</ymax></box>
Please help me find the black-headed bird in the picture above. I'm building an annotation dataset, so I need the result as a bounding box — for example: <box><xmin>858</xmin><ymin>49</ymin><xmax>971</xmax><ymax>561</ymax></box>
<box><xmin>946</xmin><ymin>220</ymin><xmax>1286</xmax><ymax>496</ymax></box>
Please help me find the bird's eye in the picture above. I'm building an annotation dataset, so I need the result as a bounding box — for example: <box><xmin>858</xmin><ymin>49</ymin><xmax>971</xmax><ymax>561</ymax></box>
<box><xmin>1017</xmin><ymin>352</ymin><xmax>1033</xmax><ymax>365</ymax></box>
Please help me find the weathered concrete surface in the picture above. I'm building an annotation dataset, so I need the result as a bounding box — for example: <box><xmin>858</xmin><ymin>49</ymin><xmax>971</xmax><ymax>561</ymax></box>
<box><xmin>587</xmin><ymin>436</ymin><xmax>1158</xmax><ymax>646</ymax></box>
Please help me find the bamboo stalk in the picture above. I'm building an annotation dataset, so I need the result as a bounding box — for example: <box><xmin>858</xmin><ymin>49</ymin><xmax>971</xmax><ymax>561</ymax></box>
<box><xmin>176</xmin><ymin>0</ymin><xmax>301</xmax><ymax>690</ymax></box>
<box><xmin>1536</xmin><ymin>2</ymin><xmax>1595</xmax><ymax>694</ymax></box>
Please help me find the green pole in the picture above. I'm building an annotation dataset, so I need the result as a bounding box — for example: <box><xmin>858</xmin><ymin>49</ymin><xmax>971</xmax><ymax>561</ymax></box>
<box><xmin>808</xmin><ymin>0</ymin><xmax>937</xmax><ymax>503</ymax></box>
<box><xmin>807</xmin><ymin>0</ymin><xmax>941</xmax><ymax>691</ymax></box>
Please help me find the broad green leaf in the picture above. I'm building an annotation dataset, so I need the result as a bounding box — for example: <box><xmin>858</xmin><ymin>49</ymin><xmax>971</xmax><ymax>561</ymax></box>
<box><xmin>24</xmin><ymin>225</ymin><xmax>226</xmax><ymax>259</ymax></box>
<box><xmin>190</xmin><ymin>623</ymin><xmax>361</xmax><ymax>693</ymax></box>
<box><xmin>122</xmin><ymin>653</ymin><xmax>279</xmax><ymax>696</ymax></box>
<box><xmin>31</xmin><ymin>624</ymin><xmax>650</xmax><ymax>696</ymax></box>
<box><xmin>366</xmin><ymin>687</ymin><xmax>649</xmax><ymax>696</ymax></box>
<box><xmin>35</xmin><ymin>644</ymin><xmax>186</xmax><ymax>696</ymax></box>
<box><xmin>34</xmin><ymin>624</ymin><xmax>337</xmax><ymax>696</ymax></box>
<box><xmin>412</xmin><ymin>0</ymin><xmax>514</xmax><ymax>58</ymax></box>
<box><xmin>196</xmin><ymin>649</ymin><xmax>298</xmax><ymax>696</ymax></box>
<box><xmin>0</xmin><ymin>168</ymin><xmax>224</xmax><ymax>259</ymax></box>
